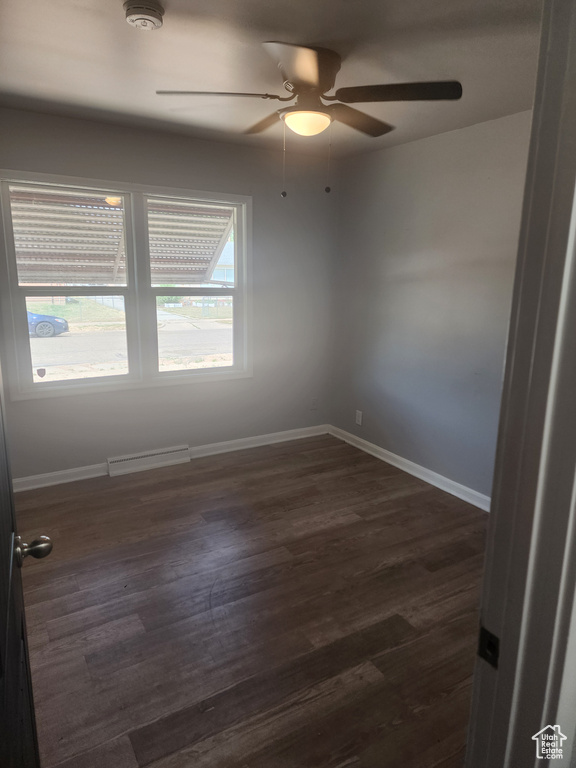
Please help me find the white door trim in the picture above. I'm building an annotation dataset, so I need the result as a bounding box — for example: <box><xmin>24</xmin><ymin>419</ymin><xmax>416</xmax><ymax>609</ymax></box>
<box><xmin>466</xmin><ymin>1</ymin><xmax>576</xmax><ymax>764</ymax></box>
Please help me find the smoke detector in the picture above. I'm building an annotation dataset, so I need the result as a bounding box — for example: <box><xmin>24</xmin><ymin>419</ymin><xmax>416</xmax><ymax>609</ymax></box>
<box><xmin>124</xmin><ymin>0</ymin><xmax>164</xmax><ymax>30</ymax></box>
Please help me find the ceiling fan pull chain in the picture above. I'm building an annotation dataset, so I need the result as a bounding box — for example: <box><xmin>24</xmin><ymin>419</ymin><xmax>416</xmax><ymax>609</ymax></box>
<box><xmin>325</xmin><ymin>123</ymin><xmax>332</xmax><ymax>193</ymax></box>
<box><xmin>281</xmin><ymin>121</ymin><xmax>287</xmax><ymax>198</ymax></box>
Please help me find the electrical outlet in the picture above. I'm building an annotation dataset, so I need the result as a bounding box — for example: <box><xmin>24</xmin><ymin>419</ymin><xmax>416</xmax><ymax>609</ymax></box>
<box><xmin>311</xmin><ymin>397</ymin><xmax>318</xmax><ymax>411</ymax></box>
<box><xmin>355</xmin><ymin>410</ymin><xmax>363</xmax><ymax>426</ymax></box>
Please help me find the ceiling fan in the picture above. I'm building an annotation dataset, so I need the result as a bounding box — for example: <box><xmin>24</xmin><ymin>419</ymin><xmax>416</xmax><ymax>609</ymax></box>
<box><xmin>157</xmin><ymin>41</ymin><xmax>462</xmax><ymax>138</ymax></box>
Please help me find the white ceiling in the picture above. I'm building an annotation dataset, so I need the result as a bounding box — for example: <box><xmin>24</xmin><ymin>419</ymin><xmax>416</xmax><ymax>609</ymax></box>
<box><xmin>0</xmin><ymin>0</ymin><xmax>542</xmax><ymax>156</ymax></box>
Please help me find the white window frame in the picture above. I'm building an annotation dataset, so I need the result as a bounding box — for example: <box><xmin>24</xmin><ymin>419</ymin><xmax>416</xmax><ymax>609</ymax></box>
<box><xmin>0</xmin><ymin>170</ymin><xmax>252</xmax><ymax>400</ymax></box>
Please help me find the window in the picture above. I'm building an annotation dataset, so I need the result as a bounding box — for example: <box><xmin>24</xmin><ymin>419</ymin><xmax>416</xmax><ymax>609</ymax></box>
<box><xmin>0</xmin><ymin>175</ymin><xmax>250</xmax><ymax>396</ymax></box>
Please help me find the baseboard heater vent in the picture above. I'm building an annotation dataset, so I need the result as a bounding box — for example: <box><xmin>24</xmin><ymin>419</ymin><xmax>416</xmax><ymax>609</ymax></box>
<box><xmin>107</xmin><ymin>445</ymin><xmax>190</xmax><ymax>477</ymax></box>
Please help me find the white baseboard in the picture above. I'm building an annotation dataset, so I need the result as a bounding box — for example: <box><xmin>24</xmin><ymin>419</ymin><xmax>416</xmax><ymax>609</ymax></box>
<box><xmin>328</xmin><ymin>426</ymin><xmax>491</xmax><ymax>512</ymax></box>
<box><xmin>188</xmin><ymin>425</ymin><xmax>331</xmax><ymax>458</ymax></box>
<box><xmin>12</xmin><ymin>425</ymin><xmax>331</xmax><ymax>492</ymax></box>
<box><xmin>13</xmin><ymin>463</ymin><xmax>108</xmax><ymax>492</ymax></box>
<box><xmin>12</xmin><ymin>423</ymin><xmax>490</xmax><ymax>512</ymax></box>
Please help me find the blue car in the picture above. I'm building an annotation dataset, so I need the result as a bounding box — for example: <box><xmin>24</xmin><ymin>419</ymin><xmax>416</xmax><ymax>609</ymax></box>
<box><xmin>27</xmin><ymin>310</ymin><xmax>69</xmax><ymax>338</ymax></box>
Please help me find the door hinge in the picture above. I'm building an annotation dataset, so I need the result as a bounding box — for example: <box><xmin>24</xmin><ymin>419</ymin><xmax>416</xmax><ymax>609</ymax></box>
<box><xmin>478</xmin><ymin>625</ymin><xmax>500</xmax><ymax>669</ymax></box>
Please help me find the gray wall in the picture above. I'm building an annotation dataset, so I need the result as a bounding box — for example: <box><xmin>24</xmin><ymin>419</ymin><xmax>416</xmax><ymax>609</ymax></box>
<box><xmin>0</xmin><ymin>108</ymin><xmax>335</xmax><ymax>477</ymax></box>
<box><xmin>0</xmin><ymin>108</ymin><xmax>532</xmax><ymax>494</ymax></box>
<box><xmin>330</xmin><ymin>111</ymin><xmax>532</xmax><ymax>496</ymax></box>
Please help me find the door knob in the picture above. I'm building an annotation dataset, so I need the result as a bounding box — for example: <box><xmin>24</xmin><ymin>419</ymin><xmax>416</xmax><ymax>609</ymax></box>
<box><xmin>14</xmin><ymin>535</ymin><xmax>53</xmax><ymax>567</ymax></box>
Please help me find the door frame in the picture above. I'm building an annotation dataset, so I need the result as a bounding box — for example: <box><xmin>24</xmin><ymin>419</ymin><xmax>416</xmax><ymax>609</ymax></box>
<box><xmin>466</xmin><ymin>0</ymin><xmax>576</xmax><ymax>764</ymax></box>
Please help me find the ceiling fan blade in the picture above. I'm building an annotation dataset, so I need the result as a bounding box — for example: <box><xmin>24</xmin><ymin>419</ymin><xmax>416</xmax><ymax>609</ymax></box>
<box><xmin>156</xmin><ymin>90</ymin><xmax>287</xmax><ymax>100</ymax></box>
<box><xmin>245</xmin><ymin>111</ymin><xmax>281</xmax><ymax>134</ymax></box>
<box><xmin>263</xmin><ymin>42</ymin><xmax>321</xmax><ymax>88</ymax></box>
<box><xmin>335</xmin><ymin>81</ymin><xmax>463</xmax><ymax>103</ymax></box>
<box><xmin>329</xmin><ymin>104</ymin><xmax>394</xmax><ymax>137</ymax></box>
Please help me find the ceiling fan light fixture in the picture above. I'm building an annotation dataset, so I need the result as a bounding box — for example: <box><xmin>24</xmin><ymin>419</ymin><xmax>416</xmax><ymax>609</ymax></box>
<box><xmin>282</xmin><ymin>110</ymin><xmax>331</xmax><ymax>136</ymax></box>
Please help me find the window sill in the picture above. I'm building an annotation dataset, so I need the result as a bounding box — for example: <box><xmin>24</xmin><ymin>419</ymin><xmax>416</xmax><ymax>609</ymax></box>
<box><xmin>9</xmin><ymin>368</ymin><xmax>254</xmax><ymax>401</ymax></box>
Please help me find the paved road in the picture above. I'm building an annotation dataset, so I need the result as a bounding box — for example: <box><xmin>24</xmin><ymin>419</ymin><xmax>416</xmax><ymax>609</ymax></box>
<box><xmin>30</xmin><ymin>323</ymin><xmax>232</xmax><ymax>368</ymax></box>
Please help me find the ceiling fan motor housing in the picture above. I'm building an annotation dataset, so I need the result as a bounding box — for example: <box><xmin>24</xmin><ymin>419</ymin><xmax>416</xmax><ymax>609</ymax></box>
<box><xmin>124</xmin><ymin>0</ymin><xmax>164</xmax><ymax>30</ymax></box>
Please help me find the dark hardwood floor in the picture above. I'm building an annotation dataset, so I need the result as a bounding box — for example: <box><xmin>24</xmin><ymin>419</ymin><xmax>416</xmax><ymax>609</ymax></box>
<box><xmin>15</xmin><ymin>435</ymin><xmax>487</xmax><ymax>768</ymax></box>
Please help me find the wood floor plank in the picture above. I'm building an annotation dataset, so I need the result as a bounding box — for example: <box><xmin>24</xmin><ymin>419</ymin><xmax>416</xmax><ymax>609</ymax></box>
<box><xmin>16</xmin><ymin>435</ymin><xmax>487</xmax><ymax>768</ymax></box>
<box><xmin>30</xmin><ymin>613</ymin><xmax>146</xmax><ymax>668</ymax></box>
<box><xmin>51</xmin><ymin>736</ymin><xmax>138</xmax><ymax>768</ymax></box>
<box><xmin>86</xmin><ymin>626</ymin><xmax>315</xmax><ymax>733</ymax></box>
<box><xmin>355</xmin><ymin>685</ymin><xmax>473</xmax><ymax>768</ymax></box>
<box><xmin>24</xmin><ymin>574</ymin><xmax>80</xmax><ymax>607</ymax></box>
<box><xmin>218</xmin><ymin>681</ymin><xmax>413</xmax><ymax>768</ymax></box>
<box><xmin>129</xmin><ymin>614</ymin><xmax>415</xmax><ymax>766</ymax></box>
<box><xmin>144</xmin><ymin>663</ymin><xmax>392</xmax><ymax>768</ymax></box>
<box><xmin>28</xmin><ymin>651</ymin><xmax>91</xmax><ymax>707</ymax></box>
<box><xmin>26</xmin><ymin>564</ymin><xmax>180</xmax><ymax>633</ymax></box>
